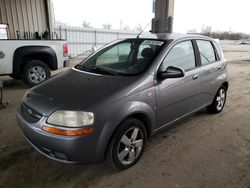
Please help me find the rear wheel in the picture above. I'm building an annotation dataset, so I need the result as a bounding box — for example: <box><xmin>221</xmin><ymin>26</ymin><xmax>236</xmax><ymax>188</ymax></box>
<box><xmin>107</xmin><ymin>118</ymin><xmax>147</xmax><ymax>170</ymax></box>
<box><xmin>22</xmin><ymin>60</ymin><xmax>51</xmax><ymax>87</ymax></box>
<box><xmin>207</xmin><ymin>86</ymin><xmax>227</xmax><ymax>113</ymax></box>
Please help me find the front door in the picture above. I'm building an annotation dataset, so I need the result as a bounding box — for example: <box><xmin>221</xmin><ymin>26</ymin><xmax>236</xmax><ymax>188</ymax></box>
<box><xmin>155</xmin><ymin>40</ymin><xmax>203</xmax><ymax>128</ymax></box>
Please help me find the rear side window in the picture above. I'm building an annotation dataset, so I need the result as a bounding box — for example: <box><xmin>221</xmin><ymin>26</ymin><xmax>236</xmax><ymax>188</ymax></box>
<box><xmin>196</xmin><ymin>40</ymin><xmax>216</xmax><ymax>65</ymax></box>
<box><xmin>160</xmin><ymin>41</ymin><xmax>196</xmax><ymax>71</ymax></box>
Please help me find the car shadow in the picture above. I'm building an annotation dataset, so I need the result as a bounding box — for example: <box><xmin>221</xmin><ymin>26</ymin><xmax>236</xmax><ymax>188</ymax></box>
<box><xmin>145</xmin><ymin>108</ymin><xmax>210</xmax><ymax>149</ymax></box>
<box><xmin>0</xmin><ymin>144</ymin><xmax>115</xmax><ymax>187</ymax></box>
<box><xmin>1</xmin><ymin>77</ymin><xmax>28</xmax><ymax>90</ymax></box>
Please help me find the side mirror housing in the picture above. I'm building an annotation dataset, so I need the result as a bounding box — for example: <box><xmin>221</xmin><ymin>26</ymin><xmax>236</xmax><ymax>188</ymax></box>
<box><xmin>158</xmin><ymin>66</ymin><xmax>185</xmax><ymax>80</ymax></box>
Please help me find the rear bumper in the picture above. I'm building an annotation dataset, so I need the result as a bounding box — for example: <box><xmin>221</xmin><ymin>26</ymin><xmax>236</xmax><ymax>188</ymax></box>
<box><xmin>16</xmin><ymin>107</ymin><xmax>101</xmax><ymax>164</ymax></box>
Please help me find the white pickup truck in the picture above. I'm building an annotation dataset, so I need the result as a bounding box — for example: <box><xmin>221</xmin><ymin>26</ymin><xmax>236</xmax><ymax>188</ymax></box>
<box><xmin>0</xmin><ymin>40</ymin><xmax>69</xmax><ymax>86</ymax></box>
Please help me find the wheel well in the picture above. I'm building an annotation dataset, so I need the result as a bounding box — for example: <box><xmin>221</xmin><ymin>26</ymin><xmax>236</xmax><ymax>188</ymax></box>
<box><xmin>104</xmin><ymin>113</ymin><xmax>152</xmax><ymax>159</ymax></box>
<box><xmin>128</xmin><ymin>113</ymin><xmax>152</xmax><ymax>138</ymax></box>
<box><xmin>21</xmin><ymin>54</ymin><xmax>54</xmax><ymax>73</ymax></box>
<box><xmin>222</xmin><ymin>82</ymin><xmax>229</xmax><ymax>91</ymax></box>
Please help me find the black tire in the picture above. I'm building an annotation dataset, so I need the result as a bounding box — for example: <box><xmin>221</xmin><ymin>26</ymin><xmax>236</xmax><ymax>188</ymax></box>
<box><xmin>22</xmin><ymin>60</ymin><xmax>51</xmax><ymax>87</ymax></box>
<box><xmin>207</xmin><ymin>86</ymin><xmax>227</xmax><ymax>113</ymax></box>
<box><xmin>107</xmin><ymin>118</ymin><xmax>147</xmax><ymax>170</ymax></box>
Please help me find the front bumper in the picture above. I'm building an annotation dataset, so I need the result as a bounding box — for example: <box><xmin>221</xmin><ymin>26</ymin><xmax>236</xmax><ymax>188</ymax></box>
<box><xmin>16</xmin><ymin>107</ymin><xmax>100</xmax><ymax>164</ymax></box>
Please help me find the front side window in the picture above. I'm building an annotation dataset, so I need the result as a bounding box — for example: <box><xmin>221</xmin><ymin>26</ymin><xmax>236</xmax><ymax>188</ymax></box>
<box><xmin>160</xmin><ymin>41</ymin><xmax>196</xmax><ymax>71</ymax></box>
<box><xmin>76</xmin><ymin>39</ymin><xmax>165</xmax><ymax>76</ymax></box>
<box><xmin>196</xmin><ymin>40</ymin><xmax>216</xmax><ymax>65</ymax></box>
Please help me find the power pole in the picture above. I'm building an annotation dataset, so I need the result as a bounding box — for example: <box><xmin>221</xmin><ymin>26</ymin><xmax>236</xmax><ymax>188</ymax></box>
<box><xmin>151</xmin><ymin>0</ymin><xmax>175</xmax><ymax>33</ymax></box>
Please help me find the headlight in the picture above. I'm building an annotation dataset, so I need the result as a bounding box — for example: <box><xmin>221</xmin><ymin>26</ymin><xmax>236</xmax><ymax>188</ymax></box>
<box><xmin>47</xmin><ymin>110</ymin><xmax>94</xmax><ymax>127</ymax></box>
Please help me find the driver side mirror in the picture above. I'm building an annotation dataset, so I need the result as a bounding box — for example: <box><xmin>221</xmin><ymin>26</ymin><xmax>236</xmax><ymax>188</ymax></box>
<box><xmin>158</xmin><ymin>66</ymin><xmax>185</xmax><ymax>80</ymax></box>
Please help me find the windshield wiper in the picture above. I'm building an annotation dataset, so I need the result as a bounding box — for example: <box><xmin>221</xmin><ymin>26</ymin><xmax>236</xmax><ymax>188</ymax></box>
<box><xmin>76</xmin><ymin>64</ymin><xmax>120</xmax><ymax>76</ymax></box>
<box><xmin>75</xmin><ymin>64</ymin><xmax>92</xmax><ymax>72</ymax></box>
<box><xmin>93</xmin><ymin>67</ymin><xmax>121</xmax><ymax>76</ymax></box>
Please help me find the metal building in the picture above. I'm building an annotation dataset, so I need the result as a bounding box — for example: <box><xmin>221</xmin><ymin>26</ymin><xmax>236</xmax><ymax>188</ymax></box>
<box><xmin>0</xmin><ymin>0</ymin><xmax>54</xmax><ymax>39</ymax></box>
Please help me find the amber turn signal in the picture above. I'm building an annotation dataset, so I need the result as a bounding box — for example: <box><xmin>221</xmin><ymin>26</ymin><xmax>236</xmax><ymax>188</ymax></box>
<box><xmin>42</xmin><ymin>125</ymin><xmax>94</xmax><ymax>136</ymax></box>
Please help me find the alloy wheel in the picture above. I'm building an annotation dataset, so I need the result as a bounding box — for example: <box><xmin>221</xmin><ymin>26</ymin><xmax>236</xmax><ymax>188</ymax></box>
<box><xmin>117</xmin><ymin>127</ymin><xmax>144</xmax><ymax>165</ymax></box>
<box><xmin>28</xmin><ymin>66</ymin><xmax>47</xmax><ymax>84</ymax></box>
<box><xmin>216</xmin><ymin>88</ymin><xmax>226</xmax><ymax>111</ymax></box>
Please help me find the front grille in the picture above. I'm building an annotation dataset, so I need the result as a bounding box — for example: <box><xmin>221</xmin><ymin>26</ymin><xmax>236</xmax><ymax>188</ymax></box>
<box><xmin>21</xmin><ymin>103</ymin><xmax>42</xmax><ymax>123</ymax></box>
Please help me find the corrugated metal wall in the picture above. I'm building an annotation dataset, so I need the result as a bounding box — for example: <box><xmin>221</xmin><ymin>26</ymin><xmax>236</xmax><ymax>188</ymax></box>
<box><xmin>54</xmin><ymin>26</ymin><xmax>153</xmax><ymax>56</ymax></box>
<box><xmin>0</xmin><ymin>0</ymin><xmax>49</xmax><ymax>39</ymax></box>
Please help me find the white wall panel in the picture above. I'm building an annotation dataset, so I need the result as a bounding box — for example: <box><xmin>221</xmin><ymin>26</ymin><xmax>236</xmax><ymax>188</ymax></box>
<box><xmin>54</xmin><ymin>26</ymin><xmax>152</xmax><ymax>56</ymax></box>
<box><xmin>0</xmin><ymin>0</ymin><xmax>49</xmax><ymax>39</ymax></box>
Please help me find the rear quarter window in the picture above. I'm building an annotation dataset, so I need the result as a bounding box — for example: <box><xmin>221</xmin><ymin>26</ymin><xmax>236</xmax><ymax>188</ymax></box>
<box><xmin>213</xmin><ymin>41</ymin><xmax>222</xmax><ymax>60</ymax></box>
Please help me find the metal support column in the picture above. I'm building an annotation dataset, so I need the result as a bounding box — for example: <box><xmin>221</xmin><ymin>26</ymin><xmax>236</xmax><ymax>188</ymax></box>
<box><xmin>151</xmin><ymin>0</ymin><xmax>175</xmax><ymax>33</ymax></box>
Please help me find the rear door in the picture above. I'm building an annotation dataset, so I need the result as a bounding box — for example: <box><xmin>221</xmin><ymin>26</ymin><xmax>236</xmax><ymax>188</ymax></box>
<box><xmin>195</xmin><ymin>40</ymin><xmax>225</xmax><ymax>105</ymax></box>
<box><xmin>155</xmin><ymin>40</ymin><xmax>204</xmax><ymax>129</ymax></box>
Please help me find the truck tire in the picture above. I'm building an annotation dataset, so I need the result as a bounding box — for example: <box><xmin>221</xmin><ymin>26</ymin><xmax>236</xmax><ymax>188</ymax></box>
<box><xmin>22</xmin><ymin>60</ymin><xmax>51</xmax><ymax>87</ymax></box>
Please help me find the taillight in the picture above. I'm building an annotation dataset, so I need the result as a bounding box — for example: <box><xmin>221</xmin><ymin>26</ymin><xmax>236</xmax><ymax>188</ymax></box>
<box><xmin>63</xmin><ymin>43</ymin><xmax>68</xmax><ymax>57</ymax></box>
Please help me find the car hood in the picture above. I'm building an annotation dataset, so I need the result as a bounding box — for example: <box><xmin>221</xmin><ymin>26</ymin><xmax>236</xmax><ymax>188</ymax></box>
<box><xmin>23</xmin><ymin>69</ymin><xmax>146</xmax><ymax>116</ymax></box>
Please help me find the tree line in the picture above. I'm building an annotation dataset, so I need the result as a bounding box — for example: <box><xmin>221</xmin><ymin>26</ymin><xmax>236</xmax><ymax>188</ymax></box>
<box><xmin>188</xmin><ymin>26</ymin><xmax>250</xmax><ymax>40</ymax></box>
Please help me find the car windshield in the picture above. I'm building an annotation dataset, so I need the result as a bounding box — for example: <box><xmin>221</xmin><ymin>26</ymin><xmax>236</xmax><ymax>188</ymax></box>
<box><xmin>75</xmin><ymin>39</ymin><xmax>165</xmax><ymax>76</ymax></box>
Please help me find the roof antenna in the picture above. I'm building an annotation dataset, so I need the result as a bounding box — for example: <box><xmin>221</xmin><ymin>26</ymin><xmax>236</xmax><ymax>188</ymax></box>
<box><xmin>137</xmin><ymin>22</ymin><xmax>151</xmax><ymax>38</ymax></box>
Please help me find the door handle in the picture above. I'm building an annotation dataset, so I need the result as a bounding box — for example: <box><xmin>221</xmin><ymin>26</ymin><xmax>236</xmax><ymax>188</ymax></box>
<box><xmin>192</xmin><ymin>74</ymin><xmax>199</xmax><ymax>80</ymax></box>
<box><xmin>0</xmin><ymin>51</ymin><xmax>5</xmax><ymax>59</ymax></box>
<box><xmin>211</xmin><ymin>65</ymin><xmax>223</xmax><ymax>71</ymax></box>
<box><xmin>217</xmin><ymin>65</ymin><xmax>222</xmax><ymax>70</ymax></box>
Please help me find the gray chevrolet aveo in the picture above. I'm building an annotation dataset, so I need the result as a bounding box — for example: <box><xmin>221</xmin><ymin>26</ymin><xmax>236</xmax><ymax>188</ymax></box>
<box><xmin>17</xmin><ymin>33</ymin><xmax>228</xmax><ymax>169</ymax></box>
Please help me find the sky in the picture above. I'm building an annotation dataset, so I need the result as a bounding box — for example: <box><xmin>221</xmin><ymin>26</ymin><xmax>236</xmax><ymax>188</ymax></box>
<box><xmin>52</xmin><ymin>0</ymin><xmax>250</xmax><ymax>33</ymax></box>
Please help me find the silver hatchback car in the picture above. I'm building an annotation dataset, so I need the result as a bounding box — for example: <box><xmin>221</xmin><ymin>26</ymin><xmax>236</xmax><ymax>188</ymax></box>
<box><xmin>17</xmin><ymin>33</ymin><xmax>228</xmax><ymax>169</ymax></box>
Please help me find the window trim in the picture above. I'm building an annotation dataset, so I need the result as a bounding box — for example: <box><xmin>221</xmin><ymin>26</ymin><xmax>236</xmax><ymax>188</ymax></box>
<box><xmin>158</xmin><ymin>39</ymin><xmax>198</xmax><ymax>73</ymax></box>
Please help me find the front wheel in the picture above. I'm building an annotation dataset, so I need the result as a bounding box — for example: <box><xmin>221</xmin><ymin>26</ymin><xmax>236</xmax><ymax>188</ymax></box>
<box><xmin>207</xmin><ymin>86</ymin><xmax>227</xmax><ymax>113</ymax></box>
<box><xmin>107</xmin><ymin>118</ymin><xmax>147</xmax><ymax>170</ymax></box>
<box><xmin>22</xmin><ymin>60</ymin><xmax>51</xmax><ymax>87</ymax></box>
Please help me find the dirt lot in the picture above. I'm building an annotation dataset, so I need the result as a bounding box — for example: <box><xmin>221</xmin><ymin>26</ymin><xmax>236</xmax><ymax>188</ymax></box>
<box><xmin>0</xmin><ymin>46</ymin><xmax>250</xmax><ymax>188</ymax></box>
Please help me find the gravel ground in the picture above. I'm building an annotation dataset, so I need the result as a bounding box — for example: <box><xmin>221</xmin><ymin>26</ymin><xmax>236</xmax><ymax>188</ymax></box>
<box><xmin>0</xmin><ymin>46</ymin><xmax>250</xmax><ymax>188</ymax></box>
<box><xmin>221</xmin><ymin>44</ymin><xmax>250</xmax><ymax>61</ymax></box>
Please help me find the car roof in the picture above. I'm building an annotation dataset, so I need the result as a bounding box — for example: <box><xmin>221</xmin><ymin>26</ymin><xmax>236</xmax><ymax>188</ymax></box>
<box><xmin>136</xmin><ymin>33</ymin><xmax>212</xmax><ymax>41</ymax></box>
